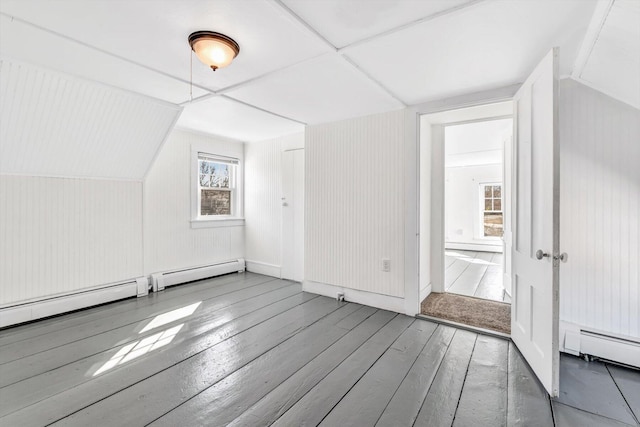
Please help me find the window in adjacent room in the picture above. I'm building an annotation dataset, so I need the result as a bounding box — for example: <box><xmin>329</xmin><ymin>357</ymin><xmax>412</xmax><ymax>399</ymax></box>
<box><xmin>482</xmin><ymin>183</ymin><xmax>503</xmax><ymax>237</ymax></box>
<box><xmin>197</xmin><ymin>153</ymin><xmax>239</xmax><ymax>217</ymax></box>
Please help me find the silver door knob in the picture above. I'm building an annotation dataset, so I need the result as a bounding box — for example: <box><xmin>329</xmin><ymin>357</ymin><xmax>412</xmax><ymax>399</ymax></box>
<box><xmin>535</xmin><ymin>249</ymin><xmax>549</xmax><ymax>260</ymax></box>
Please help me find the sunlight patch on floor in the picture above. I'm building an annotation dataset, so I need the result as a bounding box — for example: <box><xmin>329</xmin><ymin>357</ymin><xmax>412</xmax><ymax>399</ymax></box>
<box><xmin>93</xmin><ymin>324</ymin><xmax>184</xmax><ymax>376</ymax></box>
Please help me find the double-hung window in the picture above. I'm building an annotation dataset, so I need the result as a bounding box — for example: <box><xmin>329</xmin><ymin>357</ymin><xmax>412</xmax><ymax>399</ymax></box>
<box><xmin>482</xmin><ymin>183</ymin><xmax>503</xmax><ymax>238</ymax></box>
<box><xmin>192</xmin><ymin>151</ymin><xmax>243</xmax><ymax>227</ymax></box>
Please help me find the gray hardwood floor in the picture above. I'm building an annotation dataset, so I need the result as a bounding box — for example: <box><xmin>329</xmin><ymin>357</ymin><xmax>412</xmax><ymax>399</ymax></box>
<box><xmin>445</xmin><ymin>249</ymin><xmax>511</xmax><ymax>303</ymax></box>
<box><xmin>0</xmin><ymin>272</ymin><xmax>638</xmax><ymax>426</ymax></box>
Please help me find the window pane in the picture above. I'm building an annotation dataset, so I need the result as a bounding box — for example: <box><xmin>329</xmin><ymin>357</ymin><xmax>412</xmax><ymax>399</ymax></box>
<box><xmin>493</xmin><ymin>185</ymin><xmax>501</xmax><ymax>198</ymax></box>
<box><xmin>484</xmin><ymin>186</ymin><xmax>492</xmax><ymax>197</ymax></box>
<box><xmin>485</xmin><ymin>199</ymin><xmax>492</xmax><ymax>211</ymax></box>
<box><xmin>199</xmin><ymin>161</ymin><xmax>230</xmax><ymax>189</ymax></box>
<box><xmin>484</xmin><ymin>213</ymin><xmax>503</xmax><ymax>237</ymax></box>
<box><xmin>201</xmin><ymin>189</ymin><xmax>231</xmax><ymax>215</ymax></box>
<box><xmin>494</xmin><ymin>199</ymin><xmax>502</xmax><ymax>211</ymax></box>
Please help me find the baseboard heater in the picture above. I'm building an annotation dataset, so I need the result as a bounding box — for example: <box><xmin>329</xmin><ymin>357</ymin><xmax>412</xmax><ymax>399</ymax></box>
<box><xmin>151</xmin><ymin>259</ymin><xmax>245</xmax><ymax>292</ymax></box>
<box><xmin>562</xmin><ymin>323</ymin><xmax>640</xmax><ymax>368</ymax></box>
<box><xmin>0</xmin><ymin>277</ymin><xmax>148</xmax><ymax>329</ymax></box>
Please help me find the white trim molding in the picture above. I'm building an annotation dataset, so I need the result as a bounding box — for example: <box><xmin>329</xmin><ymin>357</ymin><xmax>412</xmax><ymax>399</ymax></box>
<box><xmin>303</xmin><ymin>280</ymin><xmax>405</xmax><ymax>314</ymax></box>
<box><xmin>245</xmin><ymin>260</ymin><xmax>282</xmax><ymax>279</ymax></box>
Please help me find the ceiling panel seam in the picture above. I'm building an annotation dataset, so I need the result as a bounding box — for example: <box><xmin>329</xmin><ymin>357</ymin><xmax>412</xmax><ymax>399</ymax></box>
<box><xmin>337</xmin><ymin>0</ymin><xmax>488</xmax><ymax>53</ymax></box>
<box><xmin>340</xmin><ymin>56</ymin><xmax>406</xmax><ymax>106</ymax></box>
<box><xmin>267</xmin><ymin>0</ymin><xmax>407</xmax><ymax>106</ymax></box>
<box><xmin>0</xmin><ymin>12</ymin><xmax>215</xmax><ymax>97</ymax></box>
<box><xmin>219</xmin><ymin>95</ymin><xmax>307</xmax><ymax>125</ymax></box>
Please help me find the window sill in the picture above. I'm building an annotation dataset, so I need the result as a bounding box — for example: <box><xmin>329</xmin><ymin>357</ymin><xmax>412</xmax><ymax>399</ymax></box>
<box><xmin>191</xmin><ymin>218</ymin><xmax>245</xmax><ymax>229</ymax></box>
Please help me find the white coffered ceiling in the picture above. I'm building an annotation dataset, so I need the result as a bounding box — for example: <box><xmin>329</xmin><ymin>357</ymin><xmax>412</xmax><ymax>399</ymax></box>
<box><xmin>1</xmin><ymin>0</ymin><xmax>635</xmax><ymax>142</ymax></box>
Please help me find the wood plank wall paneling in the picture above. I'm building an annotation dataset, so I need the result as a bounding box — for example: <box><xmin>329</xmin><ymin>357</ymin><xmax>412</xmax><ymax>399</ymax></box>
<box><xmin>559</xmin><ymin>79</ymin><xmax>640</xmax><ymax>338</ymax></box>
<box><xmin>244</xmin><ymin>133</ymin><xmax>304</xmax><ymax>268</ymax></box>
<box><xmin>306</xmin><ymin>110</ymin><xmax>405</xmax><ymax>298</ymax></box>
<box><xmin>0</xmin><ymin>175</ymin><xmax>143</xmax><ymax>305</ymax></box>
<box><xmin>0</xmin><ymin>60</ymin><xmax>180</xmax><ymax>180</ymax></box>
<box><xmin>144</xmin><ymin>130</ymin><xmax>244</xmax><ymax>275</ymax></box>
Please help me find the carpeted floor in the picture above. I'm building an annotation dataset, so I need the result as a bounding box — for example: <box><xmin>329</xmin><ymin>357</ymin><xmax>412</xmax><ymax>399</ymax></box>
<box><xmin>421</xmin><ymin>292</ymin><xmax>511</xmax><ymax>334</ymax></box>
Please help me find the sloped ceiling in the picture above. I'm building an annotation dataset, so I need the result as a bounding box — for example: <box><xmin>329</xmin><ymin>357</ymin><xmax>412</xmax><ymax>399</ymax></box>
<box><xmin>572</xmin><ymin>0</ymin><xmax>640</xmax><ymax>109</ymax></box>
<box><xmin>0</xmin><ymin>0</ymin><xmax>634</xmax><ymax>149</ymax></box>
<box><xmin>0</xmin><ymin>60</ymin><xmax>180</xmax><ymax>179</ymax></box>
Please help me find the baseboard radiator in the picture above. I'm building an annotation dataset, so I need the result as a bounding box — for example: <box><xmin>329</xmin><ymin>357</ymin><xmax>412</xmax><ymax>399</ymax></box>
<box><xmin>562</xmin><ymin>322</ymin><xmax>640</xmax><ymax>368</ymax></box>
<box><xmin>151</xmin><ymin>259</ymin><xmax>245</xmax><ymax>292</ymax></box>
<box><xmin>0</xmin><ymin>277</ymin><xmax>148</xmax><ymax>329</ymax></box>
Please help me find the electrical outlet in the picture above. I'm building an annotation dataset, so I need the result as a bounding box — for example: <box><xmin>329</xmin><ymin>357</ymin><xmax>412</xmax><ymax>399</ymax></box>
<box><xmin>382</xmin><ymin>259</ymin><xmax>391</xmax><ymax>272</ymax></box>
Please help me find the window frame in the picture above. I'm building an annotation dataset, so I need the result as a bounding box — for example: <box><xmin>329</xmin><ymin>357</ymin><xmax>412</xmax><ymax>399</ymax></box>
<box><xmin>191</xmin><ymin>148</ymin><xmax>244</xmax><ymax>229</ymax></box>
<box><xmin>479</xmin><ymin>182</ymin><xmax>503</xmax><ymax>240</ymax></box>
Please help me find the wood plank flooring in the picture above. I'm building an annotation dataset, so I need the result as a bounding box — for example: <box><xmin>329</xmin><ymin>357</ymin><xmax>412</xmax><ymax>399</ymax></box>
<box><xmin>1</xmin><ymin>272</ymin><xmax>638</xmax><ymax>426</ymax></box>
<box><xmin>445</xmin><ymin>249</ymin><xmax>509</xmax><ymax>303</ymax></box>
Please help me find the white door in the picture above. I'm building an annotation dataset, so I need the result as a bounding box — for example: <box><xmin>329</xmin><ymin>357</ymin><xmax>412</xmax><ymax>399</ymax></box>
<box><xmin>281</xmin><ymin>149</ymin><xmax>304</xmax><ymax>282</ymax></box>
<box><xmin>511</xmin><ymin>48</ymin><xmax>560</xmax><ymax>397</ymax></box>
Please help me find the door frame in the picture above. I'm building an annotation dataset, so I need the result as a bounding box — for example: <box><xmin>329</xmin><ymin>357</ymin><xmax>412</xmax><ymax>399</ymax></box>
<box><xmin>404</xmin><ymin>84</ymin><xmax>520</xmax><ymax>316</ymax></box>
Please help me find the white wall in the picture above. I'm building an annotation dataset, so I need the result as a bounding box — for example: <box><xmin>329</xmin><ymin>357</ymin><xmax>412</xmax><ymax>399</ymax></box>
<box><xmin>144</xmin><ymin>129</ymin><xmax>244</xmax><ymax>275</ymax></box>
<box><xmin>305</xmin><ymin>110</ymin><xmax>406</xmax><ymax>306</ymax></box>
<box><xmin>0</xmin><ymin>176</ymin><xmax>143</xmax><ymax>305</ymax></box>
<box><xmin>244</xmin><ymin>132</ymin><xmax>304</xmax><ymax>277</ymax></box>
<box><xmin>559</xmin><ymin>79</ymin><xmax>640</xmax><ymax>339</ymax></box>
<box><xmin>445</xmin><ymin>164</ymin><xmax>502</xmax><ymax>248</ymax></box>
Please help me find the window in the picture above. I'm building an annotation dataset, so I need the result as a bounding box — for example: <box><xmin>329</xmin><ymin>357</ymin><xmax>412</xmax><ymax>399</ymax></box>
<box><xmin>194</xmin><ymin>152</ymin><xmax>242</xmax><ymax>223</ymax></box>
<box><xmin>482</xmin><ymin>183</ymin><xmax>503</xmax><ymax>237</ymax></box>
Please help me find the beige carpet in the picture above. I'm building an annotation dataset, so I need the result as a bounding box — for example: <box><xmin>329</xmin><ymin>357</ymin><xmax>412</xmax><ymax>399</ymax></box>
<box><xmin>421</xmin><ymin>292</ymin><xmax>511</xmax><ymax>334</ymax></box>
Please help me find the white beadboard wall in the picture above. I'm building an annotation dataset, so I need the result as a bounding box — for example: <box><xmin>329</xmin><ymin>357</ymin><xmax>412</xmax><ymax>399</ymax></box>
<box><xmin>306</xmin><ymin>110</ymin><xmax>405</xmax><ymax>297</ymax></box>
<box><xmin>0</xmin><ymin>59</ymin><xmax>180</xmax><ymax>179</ymax></box>
<box><xmin>0</xmin><ymin>175</ymin><xmax>143</xmax><ymax>305</ymax></box>
<box><xmin>244</xmin><ymin>133</ymin><xmax>304</xmax><ymax>273</ymax></box>
<box><xmin>144</xmin><ymin>129</ymin><xmax>244</xmax><ymax>275</ymax></box>
<box><xmin>559</xmin><ymin>78</ymin><xmax>640</xmax><ymax>338</ymax></box>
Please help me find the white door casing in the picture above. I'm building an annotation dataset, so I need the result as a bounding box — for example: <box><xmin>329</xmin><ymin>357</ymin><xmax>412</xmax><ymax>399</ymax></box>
<box><xmin>281</xmin><ymin>149</ymin><xmax>305</xmax><ymax>282</ymax></box>
<box><xmin>511</xmin><ymin>48</ymin><xmax>560</xmax><ymax>397</ymax></box>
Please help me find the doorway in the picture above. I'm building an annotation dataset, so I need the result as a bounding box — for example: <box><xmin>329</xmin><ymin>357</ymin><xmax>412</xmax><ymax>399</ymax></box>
<box><xmin>443</xmin><ymin>118</ymin><xmax>512</xmax><ymax>304</ymax></box>
<box><xmin>418</xmin><ymin>102</ymin><xmax>513</xmax><ymax>334</ymax></box>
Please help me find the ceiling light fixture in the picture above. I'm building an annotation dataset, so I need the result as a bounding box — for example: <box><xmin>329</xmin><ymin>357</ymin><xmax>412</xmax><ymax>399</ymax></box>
<box><xmin>188</xmin><ymin>31</ymin><xmax>240</xmax><ymax>71</ymax></box>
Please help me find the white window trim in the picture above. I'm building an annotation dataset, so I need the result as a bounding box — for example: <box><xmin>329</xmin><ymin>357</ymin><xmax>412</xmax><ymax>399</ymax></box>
<box><xmin>191</xmin><ymin>147</ymin><xmax>244</xmax><ymax>229</ymax></box>
<box><xmin>478</xmin><ymin>182</ymin><xmax>503</xmax><ymax>241</ymax></box>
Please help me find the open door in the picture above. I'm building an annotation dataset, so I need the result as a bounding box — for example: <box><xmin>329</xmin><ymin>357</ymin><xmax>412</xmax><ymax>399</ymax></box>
<box><xmin>510</xmin><ymin>48</ymin><xmax>560</xmax><ymax>397</ymax></box>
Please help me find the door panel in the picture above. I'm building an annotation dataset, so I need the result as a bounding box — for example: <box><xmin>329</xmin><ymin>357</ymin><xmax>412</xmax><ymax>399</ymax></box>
<box><xmin>281</xmin><ymin>149</ymin><xmax>305</xmax><ymax>282</ymax></box>
<box><xmin>511</xmin><ymin>48</ymin><xmax>560</xmax><ymax>397</ymax></box>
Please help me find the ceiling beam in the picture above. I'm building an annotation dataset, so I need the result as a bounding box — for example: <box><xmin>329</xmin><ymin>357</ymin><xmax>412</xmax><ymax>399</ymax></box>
<box><xmin>571</xmin><ymin>0</ymin><xmax>615</xmax><ymax>79</ymax></box>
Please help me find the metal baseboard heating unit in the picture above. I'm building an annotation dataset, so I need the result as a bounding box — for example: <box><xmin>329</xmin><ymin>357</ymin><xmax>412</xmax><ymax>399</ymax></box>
<box><xmin>562</xmin><ymin>322</ymin><xmax>640</xmax><ymax>368</ymax></box>
<box><xmin>151</xmin><ymin>259</ymin><xmax>245</xmax><ymax>292</ymax></box>
<box><xmin>0</xmin><ymin>277</ymin><xmax>148</xmax><ymax>329</ymax></box>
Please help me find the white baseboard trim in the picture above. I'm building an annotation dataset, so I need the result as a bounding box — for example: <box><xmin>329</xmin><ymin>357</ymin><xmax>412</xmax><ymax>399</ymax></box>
<box><xmin>445</xmin><ymin>242</ymin><xmax>503</xmax><ymax>253</ymax></box>
<box><xmin>303</xmin><ymin>280</ymin><xmax>405</xmax><ymax>313</ymax></box>
<box><xmin>245</xmin><ymin>260</ymin><xmax>281</xmax><ymax>278</ymax></box>
<box><xmin>560</xmin><ymin>321</ymin><xmax>640</xmax><ymax>367</ymax></box>
<box><xmin>0</xmin><ymin>278</ymin><xmax>145</xmax><ymax>328</ymax></box>
<box><xmin>420</xmin><ymin>283</ymin><xmax>432</xmax><ymax>303</ymax></box>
